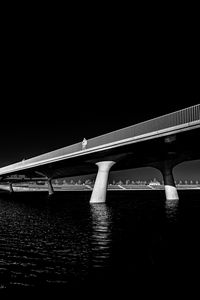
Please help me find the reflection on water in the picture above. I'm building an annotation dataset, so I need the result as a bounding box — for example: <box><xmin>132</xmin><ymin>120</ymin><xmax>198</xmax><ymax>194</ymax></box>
<box><xmin>90</xmin><ymin>204</ymin><xmax>112</xmax><ymax>268</ymax></box>
<box><xmin>165</xmin><ymin>199</ymin><xmax>179</xmax><ymax>221</ymax></box>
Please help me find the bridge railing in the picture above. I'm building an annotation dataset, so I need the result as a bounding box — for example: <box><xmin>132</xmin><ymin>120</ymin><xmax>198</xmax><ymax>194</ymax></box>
<box><xmin>0</xmin><ymin>142</ymin><xmax>82</xmax><ymax>174</ymax></box>
<box><xmin>20</xmin><ymin>142</ymin><xmax>83</xmax><ymax>164</ymax></box>
<box><xmin>0</xmin><ymin>104</ymin><xmax>199</xmax><ymax>174</ymax></box>
<box><xmin>87</xmin><ymin>104</ymin><xmax>200</xmax><ymax>148</ymax></box>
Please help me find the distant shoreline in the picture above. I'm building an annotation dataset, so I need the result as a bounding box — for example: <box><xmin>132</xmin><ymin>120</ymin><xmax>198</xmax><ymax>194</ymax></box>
<box><xmin>0</xmin><ymin>184</ymin><xmax>200</xmax><ymax>193</ymax></box>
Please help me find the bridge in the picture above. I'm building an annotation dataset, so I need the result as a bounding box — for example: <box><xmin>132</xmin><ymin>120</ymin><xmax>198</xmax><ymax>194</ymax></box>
<box><xmin>0</xmin><ymin>104</ymin><xmax>199</xmax><ymax>203</ymax></box>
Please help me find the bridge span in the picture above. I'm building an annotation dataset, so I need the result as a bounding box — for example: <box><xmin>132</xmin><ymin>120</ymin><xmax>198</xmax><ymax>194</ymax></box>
<box><xmin>0</xmin><ymin>104</ymin><xmax>199</xmax><ymax>202</ymax></box>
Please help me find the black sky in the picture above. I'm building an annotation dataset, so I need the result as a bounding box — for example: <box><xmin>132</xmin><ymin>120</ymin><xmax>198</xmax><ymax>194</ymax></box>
<box><xmin>0</xmin><ymin>15</ymin><xmax>199</xmax><ymax>179</ymax></box>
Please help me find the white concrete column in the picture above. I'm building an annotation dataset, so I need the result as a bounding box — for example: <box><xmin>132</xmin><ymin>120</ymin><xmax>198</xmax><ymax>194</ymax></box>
<box><xmin>8</xmin><ymin>182</ymin><xmax>14</xmax><ymax>193</ymax></box>
<box><xmin>47</xmin><ymin>179</ymin><xmax>54</xmax><ymax>196</ymax></box>
<box><xmin>90</xmin><ymin>161</ymin><xmax>116</xmax><ymax>204</ymax></box>
<box><xmin>161</xmin><ymin>163</ymin><xmax>179</xmax><ymax>200</ymax></box>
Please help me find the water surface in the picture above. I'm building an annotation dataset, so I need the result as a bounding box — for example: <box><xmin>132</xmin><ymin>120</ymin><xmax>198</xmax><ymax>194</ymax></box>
<box><xmin>0</xmin><ymin>190</ymin><xmax>200</xmax><ymax>292</ymax></box>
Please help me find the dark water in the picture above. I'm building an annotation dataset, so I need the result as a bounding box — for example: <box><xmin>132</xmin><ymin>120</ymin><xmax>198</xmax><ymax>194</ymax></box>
<box><xmin>0</xmin><ymin>190</ymin><xmax>200</xmax><ymax>294</ymax></box>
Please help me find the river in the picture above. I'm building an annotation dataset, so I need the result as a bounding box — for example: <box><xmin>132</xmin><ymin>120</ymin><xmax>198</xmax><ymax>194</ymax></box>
<box><xmin>0</xmin><ymin>190</ymin><xmax>200</xmax><ymax>294</ymax></box>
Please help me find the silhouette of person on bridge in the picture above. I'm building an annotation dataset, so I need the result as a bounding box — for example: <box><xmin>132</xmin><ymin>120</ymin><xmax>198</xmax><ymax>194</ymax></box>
<box><xmin>82</xmin><ymin>138</ymin><xmax>87</xmax><ymax>150</ymax></box>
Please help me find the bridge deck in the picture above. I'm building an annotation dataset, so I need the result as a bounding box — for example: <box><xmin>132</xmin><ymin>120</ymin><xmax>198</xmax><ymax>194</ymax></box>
<box><xmin>0</xmin><ymin>104</ymin><xmax>199</xmax><ymax>177</ymax></box>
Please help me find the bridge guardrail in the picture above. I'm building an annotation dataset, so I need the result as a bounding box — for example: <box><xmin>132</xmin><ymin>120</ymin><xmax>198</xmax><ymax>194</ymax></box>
<box><xmin>87</xmin><ymin>104</ymin><xmax>200</xmax><ymax>148</ymax></box>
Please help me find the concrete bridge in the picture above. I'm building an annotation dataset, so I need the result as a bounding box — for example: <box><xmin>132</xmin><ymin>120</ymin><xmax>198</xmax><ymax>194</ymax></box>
<box><xmin>0</xmin><ymin>104</ymin><xmax>199</xmax><ymax>203</ymax></box>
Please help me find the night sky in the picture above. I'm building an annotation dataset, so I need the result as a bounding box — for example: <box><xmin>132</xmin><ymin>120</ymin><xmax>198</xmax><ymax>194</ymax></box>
<box><xmin>1</xmin><ymin>19</ymin><xmax>199</xmax><ymax>181</ymax></box>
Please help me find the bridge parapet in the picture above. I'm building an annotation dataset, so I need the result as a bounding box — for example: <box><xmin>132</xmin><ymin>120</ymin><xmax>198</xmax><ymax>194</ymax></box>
<box><xmin>0</xmin><ymin>142</ymin><xmax>82</xmax><ymax>175</ymax></box>
<box><xmin>87</xmin><ymin>104</ymin><xmax>200</xmax><ymax>148</ymax></box>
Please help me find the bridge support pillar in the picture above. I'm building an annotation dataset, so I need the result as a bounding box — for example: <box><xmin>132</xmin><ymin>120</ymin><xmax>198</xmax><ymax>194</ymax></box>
<box><xmin>159</xmin><ymin>161</ymin><xmax>179</xmax><ymax>200</ymax></box>
<box><xmin>8</xmin><ymin>182</ymin><xmax>14</xmax><ymax>193</ymax></box>
<box><xmin>47</xmin><ymin>179</ymin><xmax>54</xmax><ymax>196</ymax></box>
<box><xmin>90</xmin><ymin>161</ymin><xmax>116</xmax><ymax>204</ymax></box>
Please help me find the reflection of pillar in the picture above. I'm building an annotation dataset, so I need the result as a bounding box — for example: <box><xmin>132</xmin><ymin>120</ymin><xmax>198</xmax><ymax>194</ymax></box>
<box><xmin>165</xmin><ymin>199</ymin><xmax>179</xmax><ymax>221</ymax></box>
<box><xmin>90</xmin><ymin>161</ymin><xmax>116</xmax><ymax>204</ymax></box>
<box><xmin>8</xmin><ymin>182</ymin><xmax>14</xmax><ymax>193</ymax></box>
<box><xmin>47</xmin><ymin>179</ymin><xmax>54</xmax><ymax>196</ymax></box>
<box><xmin>90</xmin><ymin>204</ymin><xmax>112</xmax><ymax>267</ymax></box>
<box><xmin>91</xmin><ymin>204</ymin><xmax>110</xmax><ymax>234</ymax></box>
<box><xmin>160</xmin><ymin>161</ymin><xmax>179</xmax><ymax>200</ymax></box>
